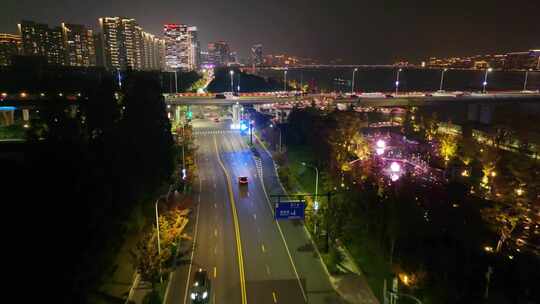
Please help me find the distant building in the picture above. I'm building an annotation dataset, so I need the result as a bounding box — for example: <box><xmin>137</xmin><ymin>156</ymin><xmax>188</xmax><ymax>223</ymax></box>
<box><xmin>18</xmin><ymin>20</ymin><xmax>65</xmax><ymax>65</ymax></box>
<box><xmin>99</xmin><ymin>17</ymin><xmax>142</xmax><ymax>70</ymax></box>
<box><xmin>251</xmin><ymin>44</ymin><xmax>263</xmax><ymax>66</ymax></box>
<box><xmin>0</xmin><ymin>33</ymin><xmax>21</xmax><ymax>66</ymax></box>
<box><xmin>207</xmin><ymin>41</ymin><xmax>230</xmax><ymax>67</ymax></box>
<box><xmin>229</xmin><ymin>51</ymin><xmax>240</xmax><ymax>66</ymax></box>
<box><xmin>61</xmin><ymin>23</ymin><xmax>96</xmax><ymax>67</ymax></box>
<box><xmin>163</xmin><ymin>23</ymin><xmax>199</xmax><ymax>71</ymax></box>
<box><xmin>142</xmin><ymin>32</ymin><xmax>166</xmax><ymax>71</ymax></box>
<box><xmin>504</xmin><ymin>50</ymin><xmax>540</xmax><ymax>70</ymax></box>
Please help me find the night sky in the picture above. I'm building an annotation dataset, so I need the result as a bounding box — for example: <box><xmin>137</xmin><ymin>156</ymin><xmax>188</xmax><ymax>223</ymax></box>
<box><xmin>2</xmin><ymin>0</ymin><xmax>539</xmax><ymax>64</ymax></box>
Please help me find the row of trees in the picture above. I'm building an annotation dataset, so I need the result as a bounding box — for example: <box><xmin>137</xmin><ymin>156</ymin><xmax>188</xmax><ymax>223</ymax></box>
<box><xmin>7</xmin><ymin>72</ymin><xmax>177</xmax><ymax>303</ymax></box>
<box><xmin>282</xmin><ymin>105</ymin><xmax>539</xmax><ymax>303</ymax></box>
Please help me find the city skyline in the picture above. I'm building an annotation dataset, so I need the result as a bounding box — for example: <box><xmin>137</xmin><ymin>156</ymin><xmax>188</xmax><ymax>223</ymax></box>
<box><xmin>2</xmin><ymin>0</ymin><xmax>539</xmax><ymax>64</ymax></box>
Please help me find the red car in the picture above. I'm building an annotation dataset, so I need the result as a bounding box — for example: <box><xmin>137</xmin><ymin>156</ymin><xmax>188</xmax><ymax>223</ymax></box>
<box><xmin>238</xmin><ymin>176</ymin><xmax>248</xmax><ymax>185</ymax></box>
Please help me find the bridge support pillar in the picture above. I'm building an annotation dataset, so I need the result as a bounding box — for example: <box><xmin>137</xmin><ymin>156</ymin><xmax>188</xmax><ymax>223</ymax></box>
<box><xmin>0</xmin><ymin>110</ymin><xmax>15</xmax><ymax>126</ymax></box>
<box><xmin>22</xmin><ymin>109</ymin><xmax>30</xmax><ymax>121</ymax></box>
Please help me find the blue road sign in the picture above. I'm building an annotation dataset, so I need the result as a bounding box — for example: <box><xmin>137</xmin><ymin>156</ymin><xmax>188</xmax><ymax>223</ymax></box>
<box><xmin>275</xmin><ymin>200</ymin><xmax>306</xmax><ymax>220</ymax></box>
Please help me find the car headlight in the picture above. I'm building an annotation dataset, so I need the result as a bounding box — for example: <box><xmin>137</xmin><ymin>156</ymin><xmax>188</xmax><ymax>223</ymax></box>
<box><xmin>202</xmin><ymin>291</ymin><xmax>208</xmax><ymax>299</ymax></box>
<box><xmin>191</xmin><ymin>293</ymin><xmax>196</xmax><ymax>300</ymax></box>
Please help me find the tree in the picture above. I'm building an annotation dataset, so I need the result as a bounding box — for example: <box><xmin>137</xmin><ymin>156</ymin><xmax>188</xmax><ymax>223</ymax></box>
<box><xmin>439</xmin><ymin>134</ymin><xmax>458</xmax><ymax>163</ymax></box>
<box><xmin>131</xmin><ymin>233</ymin><xmax>162</xmax><ymax>286</ymax></box>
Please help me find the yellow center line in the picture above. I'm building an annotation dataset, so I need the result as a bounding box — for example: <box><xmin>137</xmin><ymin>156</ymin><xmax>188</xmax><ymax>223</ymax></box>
<box><xmin>272</xmin><ymin>291</ymin><xmax>278</xmax><ymax>303</ymax></box>
<box><xmin>214</xmin><ymin>135</ymin><xmax>247</xmax><ymax>304</ymax></box>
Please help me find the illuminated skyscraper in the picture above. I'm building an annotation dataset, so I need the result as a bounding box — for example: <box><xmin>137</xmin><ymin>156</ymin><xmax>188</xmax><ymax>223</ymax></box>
<box><xmin>163</xmin><ymin>23</ymin><xmax>199</xmax><ymax>71</ymax></box>
<box><xmin>0</xmin><ymin>33</ymin><xmax>21</xmax><ymax>66</ymax></box>
<box><xmin>61</xmin><ymin>23</ymin><xmax>96</xmax><ymax>67</ymax></box>
<box><xmin>99</xmin><ymin>17</ymin><xmax>146</xmax><ymax>70</ymax></box>
<box><xmin>207</xmin><ymin>41</ymin><xmax>230</xmax><ymax>67</ymax></box>
<box><xmin>251</xmin><ymin>44</ymin><xmax>263</xmax><ymax>66</ymax></box>
<box><xmin>18</xmin><ymin>20</ymin><xmax>66</xmax><ymax>65</ymax></box>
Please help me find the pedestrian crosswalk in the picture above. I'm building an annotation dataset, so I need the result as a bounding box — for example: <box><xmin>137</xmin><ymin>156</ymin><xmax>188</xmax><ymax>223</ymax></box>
<box><xmin>254</xmin><ymin>157</ymin><xmax>263</xmax><ymax>179</ymax></box>
<box><xmin>193</xmin><ymin>129</ymin><xmax>239</xmax><ymax>136</ymax></box>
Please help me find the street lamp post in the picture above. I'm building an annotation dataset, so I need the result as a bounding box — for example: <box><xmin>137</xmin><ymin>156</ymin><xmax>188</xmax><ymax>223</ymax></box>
<box><xmin>439</xmin><ymin>68</ymin><xmax>448</xmax><ymax>92</ymax></box>
<box><xmin>229</xmin><ymin>70</ymin><xmax>234</xmax><ymax>93</ymax></box>
<box><xmin>284</xmin><ymin>70</ymin><xmax>288</xmax><ymax>93</ymax></box>
<box><xmin>154</xmin><ymin>199</ymin><xmax>163</xmax><ymax>282</ymax></box>
<box><xmin>301</xmin><ymin>162</ymin><xmax>319</xmax><ymax>211</ymax></box>
<box><xmin>174</xmin><ymin>70</ymin><xmax>178</xmax><ymax>93</ymax></box>
<box><xmin>523</xmin><ymin>69</ymin><xmax>532</xmax><ymax>91</ymax></box>
<box><xmin>395</xmin><ymin>68</ymin><xmax>402</xmax><ymax>95</ymax></box>
<box><xmin>351</xmin><ymin>68</ymin><xmax>358</xmax><ymax>94</ymax></box>
<box><xmin>482</xmin><ymin>67</ymin><xmax>493</xmax><ymax>94</ymax></box>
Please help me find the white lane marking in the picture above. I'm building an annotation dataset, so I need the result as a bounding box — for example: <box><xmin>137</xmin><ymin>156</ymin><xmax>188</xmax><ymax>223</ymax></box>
<box><xmin>214</xmin><ymin>266</ymin><xmax>217</xmax><ymax>278</ymax></box>
<box><xmin>214</xmin><ymin>228</ymin><xmax>218</xmax><ymax>237</ymax></box>
<box><xmin>259</xmin><ymin>159</ymin><xmax>308</xmax><ymax>303</ymax></box>
<box><xmin>253</xmin><ymin>214</ymin><xmax>257</xmax><ymax>220</ymax></box>
<box><xmin>272</xmin><ymin>291</ymin><xmax>278</xmax><ymax>303</ymax></box>
<box><xmin>214</xmin><ymin>246</ymin><xmax>218</xmax><ymax>255</ymax></box>
<box><xmin>261</xmin><ymin>244</ymin><xmax>266</xmax><ymax>253</ymax></box>
<box><xmin>266</xmin><ymin>264</ymin><xmax>271</xmax><ymax>276</ymax></box>
<box><xmin>214</xmin><ymin>203</ymin><xmax>217</xmax><ymax>208</ymax></box>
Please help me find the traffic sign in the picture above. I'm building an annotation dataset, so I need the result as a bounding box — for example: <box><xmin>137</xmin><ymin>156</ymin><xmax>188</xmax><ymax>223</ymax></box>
<box><xmin>275</xmin><ymin>200</ymin><xmax>306</xmax><ymax>220</ymax></box>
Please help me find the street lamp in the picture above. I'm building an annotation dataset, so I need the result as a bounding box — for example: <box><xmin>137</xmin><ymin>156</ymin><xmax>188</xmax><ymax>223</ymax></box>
<box><xmin>301</xmin><ymin>162</ymin><xmax>319</xmax><ymax>212</ymax></box>
<box><xmin>523</xmin><ymin>69</ymin><xmax>532</xmax><ymax>91</ymax></box>
<box><xmin>439</xmin><ymin>68</ymin><xmax>448</xmax><ymax>92</ymax></box>
<box><xmin>229</xmin><ymin>70</ymin><xmax>234</xmax><ymax>93</ymax></box>
<box><xmin>174</xmin><ymin>70</ymin><xmax>178</xmax><ymax>93</ymax></box>
<box><xmin>284</xmin><ymin>70</ymin><xmax>288</xmax><ymax>93</ymax></box>
<box><xmin>482</xmin><ymin>67</ymin><xmax>493</xmax><ymax>94</ymax></box>
<box><xmin>395</xmin><ymin>68</ymin><xmax>402</xmax><ymax>95</ymax></box>
<box><xmin>351</xmin><ymin>68</ymin><xmax>358</xmax><ymax>94</ymax></box>
<box><xmin>154</xmin><ymin>199</ymin><xmax>163</xmax><ymax>282</ymax></box>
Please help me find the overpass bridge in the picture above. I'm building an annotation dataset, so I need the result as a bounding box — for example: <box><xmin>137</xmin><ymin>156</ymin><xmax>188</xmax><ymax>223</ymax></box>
<box><xmin>163</xmin><ymin>91</ymin><xmax>540</xmax><ymax>106</ymax></box>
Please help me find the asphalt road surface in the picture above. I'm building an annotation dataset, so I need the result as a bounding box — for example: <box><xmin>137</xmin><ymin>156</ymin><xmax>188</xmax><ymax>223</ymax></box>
<box><xmin>167</xmin><ymin>112</ymin><xmax>339</xmax><ymax>304</ymax></box>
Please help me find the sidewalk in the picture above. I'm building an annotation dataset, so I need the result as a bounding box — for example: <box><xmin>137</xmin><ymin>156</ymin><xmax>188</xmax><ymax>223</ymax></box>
<box><xmin>124</xmin><ymin>189</ymin><xmax>192</xmax><ymax>304</ymax></box>
<box><xmin>254</xmin><ymin>132</ymin><xmax>379</xmax><ymax>304</ymax></box>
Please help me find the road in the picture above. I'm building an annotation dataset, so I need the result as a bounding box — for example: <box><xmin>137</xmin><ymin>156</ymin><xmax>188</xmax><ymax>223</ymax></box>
<box><xmin>166</xmin><ymin>116</ymin><xmax>310</xmax><ymax>304</ymax></box>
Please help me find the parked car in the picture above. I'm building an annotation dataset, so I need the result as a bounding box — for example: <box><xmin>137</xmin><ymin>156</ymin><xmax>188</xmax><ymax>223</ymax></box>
<box><xmin>215</xmin><ymin>94</ymin><xmax>226</xmax><ymax>99</ymax></box>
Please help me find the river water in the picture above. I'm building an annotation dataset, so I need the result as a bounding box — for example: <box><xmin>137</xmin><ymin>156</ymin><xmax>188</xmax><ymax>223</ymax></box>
<box><xmin>258</xmin><ymin>67</ymin><xmax>540</xmax><ymax>93</ymax></box>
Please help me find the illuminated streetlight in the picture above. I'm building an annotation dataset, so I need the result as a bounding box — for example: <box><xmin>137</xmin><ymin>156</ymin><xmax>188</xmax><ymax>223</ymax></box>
<box><xmin>302</xmin><ymin>162</ymin><xmax>319</xmax><ymax>211</ymax></box>
<box><xmin>523</xmin><ymin>69</ymin><xmax>532</xmax><ymax>91</ymax></box>
<box><xmin>390</xmin><ymin>162</ymin><xmax>401</xmax><ymax>173</ymax></box>
<box><xmin>515</xmin><ymin>188</ymin><xmax>524</xmax><ymax>196</ymax></box>
<box><xmin>439</xmin><ymin>68</ymin><xmax>448</xmax><ymax>92</ymax></box>
<box><xmin>20</xmin><ymin>92</ymin><xmax>27</xmax><ymax>98</ymax></box>
<box><xmin>229</xmin><ymin>70</ymin><xmax>234</xmax><ymax>93</ymax></box>
<box><xmin>351</xmin><ymin>68</ymin><xmax>358</xmax><ymax>94</ymax></box>
<box><xmin>376</xmin><ymin>139</ymin><xmax>386</xmax><ymax>149</ymax></box>
<box><xmin>395</xmin><ymin>68</ymin><xmax>402</xmax><ymax>95</ymax></box>
<box><xmin>284</xmin><ymin>70</ymin><xmax>288</xmax><ymax>93</ymax></box>
<box><xmin>482</xmin><ymin>68</ymin><xmax>493</xmax><ymax>94</ymax></box>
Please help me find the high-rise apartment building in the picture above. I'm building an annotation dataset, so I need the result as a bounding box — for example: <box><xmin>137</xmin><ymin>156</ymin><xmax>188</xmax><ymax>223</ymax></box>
<box><xmin>18</xmin><ymin>20</ymin><xmax>66</xmax><ymax>65</ymax></box>
<box><xmin>163</xmin><ymin>23</ymin><xmax>199</xmax><ymax>71</ymax></box>
<box><xmin>99</xmin><ymin>17</ymin><xmax>142</xmax><ymax>70</ymax></box>
<box><xmin>251</xmin><ymin>44</ymin><xmax>263</xmax><ymax>66</ymax></box>
<box><xmin>142</xmin><ymin>32</ymin><xmax>166</xmax><ymax>71</ymax></box>
<box><xmin>99</xmin><ymin>17</ymin><xmax>164</xmax><ymax>71</ymax></box>
<box><xmin>207</xmin><ymin>41</ymin><xmax>230</xmax><ymax>67</ymax></box>
<box><xmin>61</xmin><ymin>23</ymin><xmax>96</xmax><ymax>67</ymax></box>
<box><xmin>0</xmin><ymin>33</ymin><xmax>21</xmax><ymax>66</ymax></box>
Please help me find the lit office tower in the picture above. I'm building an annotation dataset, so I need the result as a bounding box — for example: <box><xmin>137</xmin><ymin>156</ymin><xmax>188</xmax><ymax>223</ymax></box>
<box><xmin>0</xmin><ymin>34</ymin><xmax>21</xmax><ymax>66</ymax></box>
<box><xmin>207</xmin><ymin>41</ymin><xmax>230</xmax><ymax>67</ymax></box>
<box><xmin>99</xmin><ymin>17</ymin><xmax>144</xmax><ymax>70</ymax></box>
<box><xmin>18</xmin><ymin>20</ymin><xmax>66</xmax><ymax>65</ymax></box>
<box><xmin>164</xmin><ymin>23</ymin><xmax>199</xmax><ymax>71</ymax></box>
<box><xmin>251</xmin><ymin>44</ymin><xmax>263</xmax><ymax>66</ymax></box>
<box><xmin>61</xmin><ymin>23</ymin><xmax>96</xmax><ymax>67</ymax></box>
